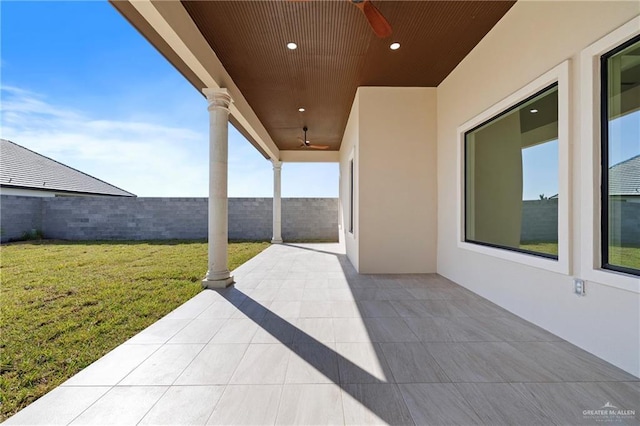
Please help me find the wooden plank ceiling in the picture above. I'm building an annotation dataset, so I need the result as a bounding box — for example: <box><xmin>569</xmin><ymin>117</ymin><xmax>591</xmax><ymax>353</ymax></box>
<box><xmin>179</xmin><ymin>1</ymin><xmax>515</xmax><ymax>151</ymax></box>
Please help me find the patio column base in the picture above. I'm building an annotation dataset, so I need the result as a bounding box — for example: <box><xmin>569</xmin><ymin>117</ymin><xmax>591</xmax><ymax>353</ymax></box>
<box><xmin>271</xmin><ymin>238</ymin><xmax>283</xmax><ymax>244</ymax></box>
<box><xmin>202</xmin><ymin>275</ymin><xmax>235</xmax><ymax>288</ymax></box>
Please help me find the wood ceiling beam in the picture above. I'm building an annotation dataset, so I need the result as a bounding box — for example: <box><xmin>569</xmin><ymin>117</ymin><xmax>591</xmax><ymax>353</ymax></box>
<box><xmin>279</xmin><ymin>151</ymin><xmax>340</xmax><ymax>163</ymax></box>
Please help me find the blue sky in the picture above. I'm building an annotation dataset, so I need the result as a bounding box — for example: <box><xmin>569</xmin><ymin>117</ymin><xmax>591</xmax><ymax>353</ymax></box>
<box><xmin>521</xmin><ymin>110</ymin><xmax>640</xmax><ymax>201</ymax></box>
<box><xmin>0</xmin><ymin>1</ymin><xmax>339</xmax><ymax>197</ymax></box>
<box><xmin>2</xmin><ymin>2</ymin><xmax>637</xmax><ymax>200</ymax></box>
<box><xmin>522</xmin><ymin>140</ymin><xmax>558</xmax><ymax>200</ymax></box>
<box><xmin>608</xmin><ymin>111</ymin><xmax>640</xmax><ymax>167</ymax></box>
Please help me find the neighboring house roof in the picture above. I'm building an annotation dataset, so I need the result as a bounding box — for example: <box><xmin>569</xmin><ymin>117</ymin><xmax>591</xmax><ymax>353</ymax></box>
<box><xmin>609</xmin><ymin>154</ymin><xmax>640</xmax><ymax>196</ymax></box>
<box><xmin>0</xmin><ymin>139</ymin><xmax>135</xmax><ymax>197</ymax></box>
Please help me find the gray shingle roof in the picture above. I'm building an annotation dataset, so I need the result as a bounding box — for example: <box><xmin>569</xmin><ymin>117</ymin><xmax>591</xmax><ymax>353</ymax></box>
<box><xmin>609</xmin><ymin>154</ymin><xmax>640</xmax><ymax>197</ymax></box>
<box><xmin>0</xmin><ymin>139</ymin><xmax>135</xmax><ymax>197</ymax></box>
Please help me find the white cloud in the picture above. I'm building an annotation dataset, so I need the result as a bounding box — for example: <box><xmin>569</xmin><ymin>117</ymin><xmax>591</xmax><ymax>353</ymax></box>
<box><xmin>1</xmin><ymin>86</ymin><xmax>210</xmax><ymax>196</ymax></box>
<box><xmin>0</xmin><ymin>85</ymin><xmax>338</xmax><ymax>198</ymax></box>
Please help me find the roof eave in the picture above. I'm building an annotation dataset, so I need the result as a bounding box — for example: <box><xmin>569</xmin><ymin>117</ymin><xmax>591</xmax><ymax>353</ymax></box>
<box><xmin>110</xmin><ymin>0</ymin><xmax>280</xmax><ymax>161</ymax></box>
<box><xmin>1</xmin><ymin>183</ymin><xmax>136</xmax><ymax>197</ymax></box>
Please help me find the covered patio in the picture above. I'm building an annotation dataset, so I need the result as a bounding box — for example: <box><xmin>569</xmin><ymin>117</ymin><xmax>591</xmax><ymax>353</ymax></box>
<box><xmin>7</xmin><ymin>242</ymin><xmax>638</xmax><ymax>425</ymax></box>
<box><xmin>6</xmin><ymin>0</ymin><xmax>640</xmax><ymax>422</ymax></box>
<box><xmin>100</xmin><ymin>0</ymin><xmax>640</xmax><ymax>383</ymax></box>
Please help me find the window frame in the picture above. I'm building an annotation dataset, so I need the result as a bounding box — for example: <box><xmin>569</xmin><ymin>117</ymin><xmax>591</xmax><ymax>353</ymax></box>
<box><xmin>600</xmin><ymin>34</ymin><xmax>640</xmax><ymax>277</ymax></box>
<box><xmin>456</xmin><ymin>60</ymin><xmax>571</xmax><ymax>275</ymax></box>
<box><xmin>580</xmin><ymin>16</ymin><xmax>640</xmax><ymax>293</ymax></box>
<box><xmin>349</xmin><ymin>158</ymin><xmax>354</xmax><ymax>235</ymax></box>
<box><xmin>463</xmin><ymin>82</ymin><xmax>560</xmax><ymax>261</ymax></box>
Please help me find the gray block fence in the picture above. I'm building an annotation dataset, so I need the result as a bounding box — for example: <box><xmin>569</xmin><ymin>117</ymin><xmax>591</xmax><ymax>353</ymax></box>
<box><xmin>609</xmin><ymin>199</ymin><xmax>640</xmax><ymax>247</ymax></box>
<box><xmin>0</xmin><ymin>195</ymin><xmax>339</xmax><ymax>242</ymax></box>
<box><xmin>0</xmin><ymin>195</ymin><xmax>43</xmax><ymax>242</ymax></box>
<box><xmin>520</xmin><ymin>199</ymin><xmax>559</xmax><ymax>243</ymax></box>
<box><xmin>520</xmin><ymin>198</ymin><xmax>640</xmax><ymax>246</ymax></box>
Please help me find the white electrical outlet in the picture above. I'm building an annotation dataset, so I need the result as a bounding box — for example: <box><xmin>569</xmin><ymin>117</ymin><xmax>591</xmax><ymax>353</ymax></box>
<box><xmin>574</xmin><ymin>278</ymin><xmax>585</xmax><ymax>296</ymax></box>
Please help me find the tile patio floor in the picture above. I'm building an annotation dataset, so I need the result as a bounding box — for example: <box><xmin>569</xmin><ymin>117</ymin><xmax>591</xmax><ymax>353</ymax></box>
<box><xmin>6</xmin><ymin>243</ymin><xmax>639</xmax><ymax>425</ymax></box>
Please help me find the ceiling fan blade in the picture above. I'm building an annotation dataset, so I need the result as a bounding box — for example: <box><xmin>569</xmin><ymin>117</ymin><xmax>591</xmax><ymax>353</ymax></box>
<box><xmin>352</xmin><ymin>0</ymin><xmax>392</xmax><ymax>38</ymax></box>
<box><xmin>298</xmin><ymin>126</ymin><xmax>328</xmax><ymax>149</ymax></box>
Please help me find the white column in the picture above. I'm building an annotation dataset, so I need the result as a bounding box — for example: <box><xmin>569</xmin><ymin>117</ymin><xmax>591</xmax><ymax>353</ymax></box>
<box><xmin>202</xmin><ymin>88</ymin><xmax>234</xmax><ymax>288</ymax></box>
<box><xmin>271</xmin><ymin>159</ymin><xmax>283</xmax><ymax>244</ymax></box>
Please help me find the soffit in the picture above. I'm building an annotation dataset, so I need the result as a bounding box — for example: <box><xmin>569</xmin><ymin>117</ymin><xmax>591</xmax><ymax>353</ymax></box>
<box><xmin>177</xmin><ymin>1</ymin><xmax>515</xmax><ymax>151</ymax></box>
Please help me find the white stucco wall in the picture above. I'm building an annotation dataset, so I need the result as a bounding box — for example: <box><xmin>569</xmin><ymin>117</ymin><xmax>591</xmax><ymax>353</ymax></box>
<box><xmin>340</xmin><ymin>95</ymin><xmax>360</xmax><ymax>271</ymax></box>
<box><xmin>340</xmin><ymin>87</ymin><xmax>438</xmax><ymax>274</ymax></box>
<box><xmin>359</xmin><ymin>87</ymin><xmax>437</xmax><ymax>273</ymax></box>
<box><xmin>437</xmin><ymin>1</ymin><xmax>640</xmax><ymax>376</ymax></box>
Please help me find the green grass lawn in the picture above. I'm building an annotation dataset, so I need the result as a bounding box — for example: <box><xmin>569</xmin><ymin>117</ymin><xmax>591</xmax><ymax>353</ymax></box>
<box><xmin>521</xmin><ymin>242</ymin><xmax>640</xmax><ymax>270</ymax></box>
<box><xmin>607</xmin><ymin>245</ymin><xmax>640</xmax><ymax>271</ymax></box>
<box><xmin>520</xmin><ymin>242</ymin><xmax>559</xmax><ymax>256</ymax></box>
<box><xmin>0</xmin><ymin>240</ymin><xmax>269</xmax><ymax>421</ymax></box>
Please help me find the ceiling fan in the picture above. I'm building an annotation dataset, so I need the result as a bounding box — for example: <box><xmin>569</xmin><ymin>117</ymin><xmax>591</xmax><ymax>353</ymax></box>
<box><xmin>299</xmin><ymin>126</ymin><xmax>330</xmax><ymax>150</ymax></box>
<box><xmin>349</xmin><ymin>0</ymin><xmax>392</xmax><ymax>38</ymax></box>
<box><xmin>291</xmin><ymin>0</ymin><xmax>392</xmax><ymax>39</ymax></box>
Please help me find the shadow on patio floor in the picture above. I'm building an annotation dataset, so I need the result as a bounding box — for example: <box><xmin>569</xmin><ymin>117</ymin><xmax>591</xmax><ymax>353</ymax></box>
<box><xmin>6</xmin><ymin>242</ymin><xmax>639</xmax><ymax>425</ymax></box>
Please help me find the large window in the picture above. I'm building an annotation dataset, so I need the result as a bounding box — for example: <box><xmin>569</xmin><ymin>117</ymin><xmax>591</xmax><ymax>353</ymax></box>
<box><xmin>465</xmin><ymin>84</ymin><xmax>559</xmax><ymax>259</ymax></box>
<box><xmin>601</xmin><ymin>35</ymin><xmax>640</xmax><ymax>276</ymax></box>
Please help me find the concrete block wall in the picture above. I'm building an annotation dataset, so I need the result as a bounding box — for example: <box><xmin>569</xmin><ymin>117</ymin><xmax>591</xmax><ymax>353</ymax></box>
<box><xmin>42</xmin><ymin>198</ymin><xmax>208</xmax><ymax>241</ymax></box>
<box><xmin>0</xmin><ymin>195</ymin><xmax>338</xmax><ymax>242</ymax></box>
<box><xmin>228</xmin><ymin>198</ymin><xmax>272</xmax><ymax>241</ymax></box>
<box><xmin>0</xmin><ymin>195</ymin><xmax>43</xmax><ymax>241</ymax></box>
<box><xmin>283</xmin><ymin>198</ymin><xmax>339</xmax><ymax>241</ymax></box>
<box><xmin>520</xmin><ymin>199</ymin><xmax>559</xmax><ymax>243</ymax></box>
<box><xmin>520</xmin><ymin>198</ymin><xmax>640</xmax><ymax>246</ymax></box>
<box><xmin>610</xmin><ymin>200</ymin><xmax>640</xmax><ymax>247</ymax></box>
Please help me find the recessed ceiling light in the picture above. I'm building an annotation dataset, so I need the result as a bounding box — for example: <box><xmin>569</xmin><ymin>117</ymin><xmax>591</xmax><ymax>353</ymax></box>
<box><xmin>287</xmin><ymin>42</ymin><xmax>298</xmax><ymax>50</ymax></box>
<box><xmin>298</xmin><ymin>107</ymin><xmax>305</xmax><ymax>112</ymax></box>
<box><xmin>390</xmin><ymin>42</ymin><xmax>401</xmax><ymax>50</ymax></box>
<box><xmin>530</xmin><ymin>109</ymin><xmax>539</xmax><ymax>113</ymax></box>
